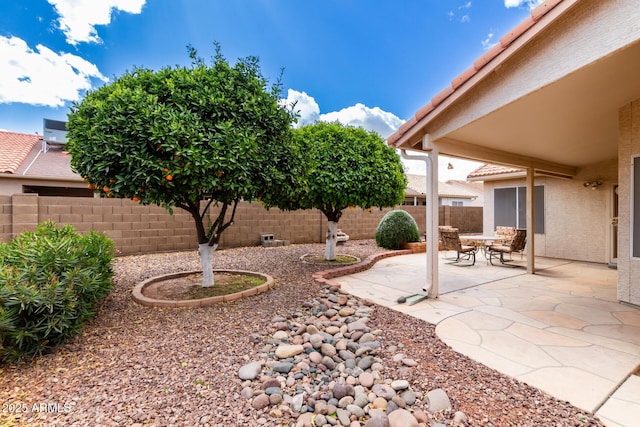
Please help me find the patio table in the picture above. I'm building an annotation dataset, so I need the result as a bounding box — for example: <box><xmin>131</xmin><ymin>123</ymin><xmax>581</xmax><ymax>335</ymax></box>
<box><xmin>459</xmin><ymin>235</ymin><xmax>500</xmax><ymax>263</ymax></box>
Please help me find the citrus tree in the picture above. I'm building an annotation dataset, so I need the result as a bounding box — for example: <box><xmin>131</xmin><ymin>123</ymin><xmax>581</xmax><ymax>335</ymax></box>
<box><xmin>66</xmin><ymin>45</ymin><xmax>302</xmax><ymax>287</ymax></box>
<box><xmin>292</xmin><ymin>122</ymin><xmax>407</xmax><ymax>260</ymax></box>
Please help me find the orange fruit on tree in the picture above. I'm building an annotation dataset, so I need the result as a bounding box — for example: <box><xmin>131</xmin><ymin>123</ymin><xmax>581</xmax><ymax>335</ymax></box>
<box><xmin>166</xmin><ymin>174</ymin><xmax>173</xmax><ymax>181</ymax></box>
<box><xmin>87</xmin><ymin>184</ymin><xmax>94</xmax><ymax>190</ymax></box>
<box><xmin>103</xmin><ymin>186</ymin><xmax>110</xmax><ymax>193</ymax></box>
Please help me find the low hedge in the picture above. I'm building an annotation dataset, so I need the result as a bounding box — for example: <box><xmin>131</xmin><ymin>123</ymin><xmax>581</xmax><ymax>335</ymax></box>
<box><xmin>375</xmin><ymin>209</ymin><xmax>421</xmax><ymax>249</ymax></box>
<box><xmin>0</xmin><ymin>222</ymin><xmax>115</xmax><ymax>362</ymax></box>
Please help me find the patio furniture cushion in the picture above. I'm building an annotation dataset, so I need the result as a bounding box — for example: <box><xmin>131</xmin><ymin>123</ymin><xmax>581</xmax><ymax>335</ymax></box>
<box><xmin>487</xmin><ymin>229</ymin><xmax>526</xmax><ymax>265</ymax></box>
<box><xmin>487</xmin><ymin>244</ymin><xmax>512</xmax><ymax>253</ymax></box>
<box><xmin>495</xmin><ymin>226</ymin><xmax>517</xmax><ymax>244</ymax></box>
<box><xmin>439</xmin><ymin>229</ymin><xmax>477</xmax><ymax>265</ymax></box>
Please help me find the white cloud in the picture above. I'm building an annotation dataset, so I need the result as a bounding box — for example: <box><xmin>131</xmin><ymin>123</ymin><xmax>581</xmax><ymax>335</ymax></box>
<box><xmin>48</xmin><ymin>0</ymin><xmax>146</xmax><ymax>45</ymax></box>
<box><xmin>320</xmin><ymin>104</ymin><xmax>404</xmax><ymax>139</ymax></box>
<box><xmin>481</xmin><ymin>31</ymin><xmax>496</xmax><ymax>50</ymax></box>
<box><xmin>504</xmin><ymin>0</ymin><xmax>544</xmax><ymax>9</ymax></box>
<box><xmin>282</xmin><ymin>89</ymin><xmax>320</xmax><ymax>127</ymax></box>
<box><xmin>281</xmin><ymin>89</ymin><xmax>481</xmax><ymax>181</ymax></box>
<box><xmin>283</xmin><ymin>89</ymin><xmax>403</xmax><ymax>139</ymax></box>
<box><xmin>449</xmin><ymin>1</ymin><xmax>472</xmax><ymax>23</ymax></box>
<box><xmin>0</xmin><ymin>36</ymin><xmax>108</xmax><ymax>107</ymax></box>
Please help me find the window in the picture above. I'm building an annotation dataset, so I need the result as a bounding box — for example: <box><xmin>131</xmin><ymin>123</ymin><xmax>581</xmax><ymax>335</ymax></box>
<box><xmin>452</xmin><ymin>201</ymin><xmax>464</xmax><ymax>207</ymax></box>
<box><xmin>494</xmin><ymin>185</ymin><xmax>544</xmax><ymax>233</ymax></box>
<box><xmin>633</xmin><ymin>157</ymin><xmax>640</xmax><ymax>257</ymax></box>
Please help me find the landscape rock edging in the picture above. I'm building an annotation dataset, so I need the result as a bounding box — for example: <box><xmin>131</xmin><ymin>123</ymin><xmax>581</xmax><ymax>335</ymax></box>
<box><xmin>238</xmin><ymin>284</ymin><xmax>457</xmax><ymax>426</ymax></box>
<box><xmin>131</xmin><ymin>270</ymin><xmax>275</xmax><ymax>308</ymax></box>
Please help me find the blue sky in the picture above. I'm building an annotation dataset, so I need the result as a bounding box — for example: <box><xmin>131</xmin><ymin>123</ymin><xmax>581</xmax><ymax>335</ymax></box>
<box><xmin>0</xmin><ymin>0</ymin><xmax>543</xmax><ymax>179</ymax></box>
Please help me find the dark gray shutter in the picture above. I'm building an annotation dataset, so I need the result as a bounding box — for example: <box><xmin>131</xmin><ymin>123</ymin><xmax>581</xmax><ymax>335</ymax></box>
<box><xmin>534</xmin><ymin>185</ymin><xmax>545</xmax><ymax>234</ymax></box>
<box><xmin>634</xmin><ymin>158</ymin><xmax>640</xmax><ymax>257</ymax></box>
<box><xmin>494</xmin><ymin>187</ymin><xmax>517</xmax><ymax>229</ymax></box>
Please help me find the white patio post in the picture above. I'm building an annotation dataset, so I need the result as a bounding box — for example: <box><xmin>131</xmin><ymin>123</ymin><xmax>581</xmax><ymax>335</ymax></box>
<box><xmin>400</xmin><ymin>134</ymin><xmax>439</xmax><ymax>298</ymax></box>
<box><xmin>526</xmin><ymin>166</ymin><xmax>535</xmax><ymax>274</ymax></box>
<box><xmin>426</xmin><ymin>140</ymin><xmax>440</xmax><ymax>298</ymax></box>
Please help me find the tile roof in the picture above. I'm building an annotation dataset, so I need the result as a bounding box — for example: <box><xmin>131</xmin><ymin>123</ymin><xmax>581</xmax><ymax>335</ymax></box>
<box><xmin>0</xmin><ymin>131</ymin><xmax>41</xmax><ymax>173</ymax></box>
<box><xmin>467</xmin><ymin>163</ymin><xmax>524</xmax><ymax>179</ymax></box>
<box><xmin>388</xmin><ymin>0</ymin><xmax>566</xmax><ymax>147</ymax></box>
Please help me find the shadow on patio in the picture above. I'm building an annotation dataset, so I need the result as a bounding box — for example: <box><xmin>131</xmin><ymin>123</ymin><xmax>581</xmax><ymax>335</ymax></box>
<box><xmin>335</xmin><ymin>252</ymin><xmax>640</xmax><ymax>427</ymax></box>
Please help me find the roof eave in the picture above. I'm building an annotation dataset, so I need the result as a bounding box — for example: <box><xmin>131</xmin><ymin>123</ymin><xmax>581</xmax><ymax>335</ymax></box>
<box><xmin>388</xmin><ymin>0</ymin><xmax>580</xmax><ymax>150</ymax></box>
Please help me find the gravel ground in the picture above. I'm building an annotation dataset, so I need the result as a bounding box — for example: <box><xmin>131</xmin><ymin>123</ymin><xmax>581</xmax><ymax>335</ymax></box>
<box><xmin>0</xmin><ymin>240</ymin><xmax>603</xmax><ymax>426</ymax></box>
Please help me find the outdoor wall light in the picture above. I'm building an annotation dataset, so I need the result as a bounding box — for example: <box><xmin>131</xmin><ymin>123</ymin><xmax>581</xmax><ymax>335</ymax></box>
<box><xmin>583</xmin><ymin>180</ymin><xmax>603</xmax><ymax>190</ymax></box>
<box><xmin>447</xmin><ymin>162</ymin><xmax>454</xmax><ymax>170</ymax></box>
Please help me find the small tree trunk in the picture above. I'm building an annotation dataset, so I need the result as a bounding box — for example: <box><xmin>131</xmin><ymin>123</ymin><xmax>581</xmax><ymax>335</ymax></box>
<box><xmin>199</xmin><ymin>243</ymin><xmax>217</xmax><ymax>287</ymax></box>
<box><xmin>325</xmin><ymin>221</ymin><xmax>338</xmax><ymax>261</ymax></box>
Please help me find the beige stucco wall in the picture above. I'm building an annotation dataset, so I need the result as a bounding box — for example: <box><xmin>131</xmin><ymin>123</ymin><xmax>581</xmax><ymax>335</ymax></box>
<box><xmin>0</xmin><ymin>177</ymin><xmax>87</xmax><ymax>195</ymax></box>
<box><xmin>482</xmin><ymin>158</ymin><xmax>618</xmax><ymax>263</ymax></box>
<box><xmin>618</xmin><ymin>99</ymin><xmax>640</xmax><ymax>305</ymax></box>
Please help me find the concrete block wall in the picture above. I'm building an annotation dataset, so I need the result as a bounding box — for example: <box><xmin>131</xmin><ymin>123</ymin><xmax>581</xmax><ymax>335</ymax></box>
<box><xmin>439</xmin><ymin>206</ymin><xmax>483</xmax><ymax>233</ymax></box>
<box><xmin>0</xmin><ymin>195</ymin><xmax>11</xmax><ymax>242</ymax></box>
<box><xmin>36</xmin><ymin>197</ymin><xmax>196</xmax><ymax>255</ymax></box>
<box><xmin>0</xmin><ymin>196</ymin><xmax>481</xmax><ymax>255</ymax></box>
<box><xmin>214</xmin><ymin>202</ymin><xmax>322</xmax><ymax>248</ymax></box>
<box><xmin>12</xmin><ymin>194</ymin><xmax>39</xmax><ymax>237</ymax></box>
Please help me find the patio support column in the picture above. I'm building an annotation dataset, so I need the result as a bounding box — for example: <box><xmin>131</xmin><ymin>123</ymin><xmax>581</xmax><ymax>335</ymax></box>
<box><xmin>400</xmin><ymin>134</ymin><xmax>439</xmax><ymax>298</ymax></box>
<box><xmin>426</xmin><ymin>143</ymin><xmax>439</xmax><ymax>297</ymax></box>
<box><xmin>526</xmin><ymin>167</ymin><xmax>535</xmax><ymax>273</ymax></box>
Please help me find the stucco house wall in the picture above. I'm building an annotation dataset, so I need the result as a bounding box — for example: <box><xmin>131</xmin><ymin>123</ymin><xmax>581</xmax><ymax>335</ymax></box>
<box><xmin>482</xmin><ymin>158</ymin><xmax>618</xmax><ymax>264</ymax></box>
<box><xmin>618</xmin><ymin>98</ymin><xmax>640</xmax><ymax>306</ymax></box>
<box><xmin>0</xmin><ymin>176</ymin><xmax>89</xmax><ymax>196</ymax></box>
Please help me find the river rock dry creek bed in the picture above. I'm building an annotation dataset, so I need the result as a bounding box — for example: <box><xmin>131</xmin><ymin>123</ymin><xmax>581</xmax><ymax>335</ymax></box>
<box><xmin>0</xmin><ymin>240</ymin><xmax>603</xmax><ymax>426</ymax></box>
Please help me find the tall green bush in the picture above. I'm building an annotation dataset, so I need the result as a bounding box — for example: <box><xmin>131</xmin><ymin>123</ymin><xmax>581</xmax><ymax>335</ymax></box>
<box><xmin>375</xmin><ymin>210</ymin><xmax>421</xmax><ymax>249</ymax></box>
<box><xmin>0</xmin><ymin>222</ymin><xmax>115</xmax><ymax>362</ymax></box>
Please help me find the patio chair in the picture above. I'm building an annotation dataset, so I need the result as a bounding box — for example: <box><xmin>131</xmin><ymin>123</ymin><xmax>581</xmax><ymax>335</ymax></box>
<box><xmin>439</xmin><ymin>229</ymin><xmax>477</xmax><ymax>266</ymax></box>
<box><xmin>487</xmin><ymin>229</ymin><xmax>526</xmax><ymax>266</ymax></box>
<box><xmin>495</xmin><ymin>226</ymin><xmax>517</xmax><ymax>244</ymax></box>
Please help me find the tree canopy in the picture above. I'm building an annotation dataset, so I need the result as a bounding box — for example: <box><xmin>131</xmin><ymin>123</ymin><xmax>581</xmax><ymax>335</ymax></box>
<box><xmin>292</xmin><ymin>121</ymin><xmax>407</xmax><ymax>259</ymax></box>
<box><xmin>66</xmin><ymin>45</ymin><xmax>302</xmax><ymax>286</ymax></box>
<box><xmin>293</xmin><ymin>121</ymin><xmax>406</xmax><ymax>220</ymax></box>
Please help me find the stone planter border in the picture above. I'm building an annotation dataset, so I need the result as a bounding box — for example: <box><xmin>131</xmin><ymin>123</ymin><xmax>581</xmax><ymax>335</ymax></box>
<box><xmin>401</xmin><ymin>241</ymin><xmax>426</xmax><ymax>253</ymax></box>
<box><xmin>299</xmin><ymin>253</ymin><xmax>361</xmax><ymax>265</ymax></box>
<box><xmin>131</xmin><ymin>270</ymin><xmax>275</xmax><ymax>308</ymax></box>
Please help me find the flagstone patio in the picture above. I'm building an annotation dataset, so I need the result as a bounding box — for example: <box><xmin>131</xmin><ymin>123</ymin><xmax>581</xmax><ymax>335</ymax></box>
<box><xmin>334</xmin><ymin>253</ymin><xmax>640</xmax><ymax>427</ymax></box>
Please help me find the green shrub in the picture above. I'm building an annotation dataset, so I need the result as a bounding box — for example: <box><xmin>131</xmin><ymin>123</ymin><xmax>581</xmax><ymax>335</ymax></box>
<box><xmin>0</xmin><ymin>221</ymin><xmax>115</xmax><ymax>362</ymax></box>
<box><xmin>375</xmin><ymin>210</ymin><xmax>421</xmax><ymax>249</ymax></box>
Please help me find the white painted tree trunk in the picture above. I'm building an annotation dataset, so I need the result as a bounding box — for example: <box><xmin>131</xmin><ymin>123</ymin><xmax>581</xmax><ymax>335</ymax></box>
<box><xmin>198</xmin><ymin>243</ymin><xmax>218</xmax><ymax>287</ymax></box>
<box><xmin>325</xmin><ymin>221</ymin><xmax>338</xmax><ymax>261</ymax></box>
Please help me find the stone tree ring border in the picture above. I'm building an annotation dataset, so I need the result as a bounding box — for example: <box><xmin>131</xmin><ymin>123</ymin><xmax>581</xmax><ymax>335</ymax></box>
<box><xmin>131</xmin><ymin>270</ymin><xmax>275</xmax><ymax>308</ymax></box>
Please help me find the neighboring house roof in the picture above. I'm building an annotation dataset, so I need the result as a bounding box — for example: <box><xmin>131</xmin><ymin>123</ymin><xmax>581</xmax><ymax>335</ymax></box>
<box><xmin>388</xmin><ymin>0</ymin><xmax>566</xmax><ymax>148</ymax></box>
<box><xmin>444</xmin><ymin>179</ymin><xmax>484</xmax><ymax>196</ymax></box>
<box><xmin>0</xmin><ymin>130</ymin><xmax>81</xmax><ymax>181</ymax></box>
<box><xmin>0</xmin><ymin>131</ymin><xmax>41</xmax><ymax>173</ymax></box>
<box><xmin>467</xmin><ymin>164</ymin><xmax>524</xmax><ymax>180</ymax></box>
<box><xmin>405</xmin><ymin>174</ymin><xmax>478</xmax><ymax>199</ymax></box>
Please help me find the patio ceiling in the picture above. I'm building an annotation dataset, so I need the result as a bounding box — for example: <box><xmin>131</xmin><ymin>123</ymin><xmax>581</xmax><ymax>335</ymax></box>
<box><xmin>440</xmin><ymin>40</ymin><xmax>640</xmax><ymax>169</ymax></box>
<box><xmin>391</xmin><ymin>0</ymin><xmax>640</xmax><ymax>178</ymax></box>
